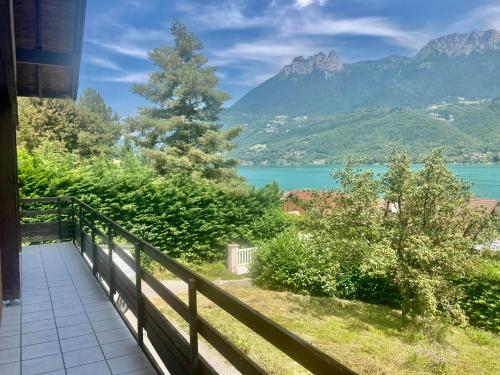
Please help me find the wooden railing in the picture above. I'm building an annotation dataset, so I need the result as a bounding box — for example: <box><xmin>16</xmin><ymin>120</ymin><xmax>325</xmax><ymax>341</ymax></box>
<box><xmin>19</xmin><ymin>196</ymin><xmax>356</xmax><ymax>375</ymax></box>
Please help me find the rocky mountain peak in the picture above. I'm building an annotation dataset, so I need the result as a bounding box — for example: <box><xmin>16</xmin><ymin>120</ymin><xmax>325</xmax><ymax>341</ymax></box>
<box><xmin>418</xmin><ymin>29</ymin><xmax>500</xmax><ymax>57</ymax></box>
<box><xmin>280</xmin><ymin>50</ymin><xmax>344</xmax><ymax>77</ymax></box>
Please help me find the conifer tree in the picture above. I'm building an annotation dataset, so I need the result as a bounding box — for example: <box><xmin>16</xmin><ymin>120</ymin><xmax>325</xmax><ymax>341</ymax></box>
<box><xmin>129</xmin><ymin>21</ymin><xmax>241</xmax><ymax>180</ymax></box>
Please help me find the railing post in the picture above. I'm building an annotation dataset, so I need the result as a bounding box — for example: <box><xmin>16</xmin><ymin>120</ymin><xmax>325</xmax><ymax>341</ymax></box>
<box><xmin>107</xmin><ymin>223</ymin><xmax>115</xmax><ymax>301</ymax></box>
<box><xmin>135</xmin><ymin>242</ymin><xmax>144</xmax><ymax>347</ymax></box>
<box><xmin>188</xmin><ymin>278</ymin><xmax>199</xmax><ymax>374</ymax></box>
<box><xmin>57</xmin><ymin>197</ymin><xmax>62</xmax><ymax>240</ymax></box>
<box><xmin>91</xmin><ymin>213</ymin><xmax>97</xmax><ymax>275</ymax></box>
<box><xmin>79</xmin><ymin>203</ymin><xmax>84</xmax><ymax>255</ymax></box>
<box><xmin>71</xmin><ymin>198</ymin><xmax>76</xmax><ymax>244</ymax></box>
<box><xmin>227</xmin><ymin>243</ymin><xmax>240</xmax><ymax>274</ymax></box>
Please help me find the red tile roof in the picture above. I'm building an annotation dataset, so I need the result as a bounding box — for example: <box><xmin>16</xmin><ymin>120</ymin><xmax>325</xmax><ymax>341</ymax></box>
<box><xmin>284</xmin><ymin>190</ymin><xmax>499</xmax><ymax>215</ymax></box>
<box><xmin>469</xmin><ymin>197</ymin><xmax>500</xmax><ymax>214</ymax></box>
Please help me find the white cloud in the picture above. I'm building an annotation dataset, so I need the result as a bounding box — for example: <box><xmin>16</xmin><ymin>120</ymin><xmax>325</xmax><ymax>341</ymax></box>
<box><xmin>295</xmin><ymin>0</ymin><xmax>328</xmax><ymax>9</ymax></box>
<box><xmin>210</xmin><ymin>38</ymin><xmax>327</xmax><ymax>66</ymax></box>
<box><xmin>454</xmin><ymin>1</ymin><xmax>500</xmax><ymax>32</ymax></box>
<box><xmin>85</xmin><ymin>25</ymin><xmax>168</xmax><ymax>60</ymax></box>
<box><xmin>298</xmin><ymin>15</ymin><xmax>429</xmax><ymax>48</ymax></box>
<box><xmin>181</xmin><ymin>1</ymin><xmax>427</xmax><ymax>49</ymax></box>
<box><xmin>205</xmin><ymin>5</ymin><xmax>427</xmax><ymax>73</ymax></box>
<box><xmin>85</xmin><ymin>56</ymin><xmax>123</xmax><ymax>71</ymax></box>
<box><xmin>87</xmin><ymin>38</ymin><xmax>149</xmax><ymax>59</ymax></box>
<box><xmin>176</xmin><ymin>3</ymin><xmax>271</xmax><ymax>30</ymax></box>
<box><xmin>102</xmin><ymin>72</ymin><xmax>150</xmax><ymax>83</ymax></box>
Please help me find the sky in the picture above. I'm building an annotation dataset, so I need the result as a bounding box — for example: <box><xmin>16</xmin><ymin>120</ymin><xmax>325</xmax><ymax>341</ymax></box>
<box><xmin>79</xmin><ymin>0</ymin><xmax>500</xmax><ymax>117</ymax></box>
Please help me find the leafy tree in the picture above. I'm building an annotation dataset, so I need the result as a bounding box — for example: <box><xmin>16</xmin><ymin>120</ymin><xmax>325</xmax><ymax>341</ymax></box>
<box><xmin>128</xmin><ymin>21</ymin><xmax>241</xmax><ymax>180</ymax></box>
<box><xmin>17</xmin><ymin>89</ymin><xmax>120</xmax><ymax>156</ymax></box>
<box><xmin>78</xmin><ymin>88</ymin><xmax>119</xmax><ymax>125</ymax></box>
<box><xmin>281</xmin><ymin>149</ymin><xmax>496</xmax><ymax>325</ymax></box>
<box><xmin>380</xmin><ymin>149</ymin><xmax>492</xmax><ymax>323</ymax></box>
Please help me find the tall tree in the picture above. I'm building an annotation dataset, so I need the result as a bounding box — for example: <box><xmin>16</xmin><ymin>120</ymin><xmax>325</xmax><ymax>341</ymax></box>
<box><xmin>17</xmin><ymin>89</ymin><xmax>120</xmax><ymax>156</ymax></box>
<box><xmin>78</xmin><ymin>88</ymin><xmax>119</xmax><ymax>124</ymax></box>
<box><xmin>305</xmin><ymin>149</ymin><xmax>496</xmax><ymax>324</ymax></box>
<box><xmin>128</xmin><ymin>20</ymin><xmax>241</xmax><ymax>180</ymax></box>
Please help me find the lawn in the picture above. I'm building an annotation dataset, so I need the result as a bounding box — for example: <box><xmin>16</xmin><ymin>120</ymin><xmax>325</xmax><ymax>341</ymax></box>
<box><xmin>152</xmin><ymin>260</ymin><xmax>246</xmax><ymax>281</ymax></box>
<box><xmin>153</xmin><ymin>285</ymin><xmax>500</xmax><ymax>374</ymax></box>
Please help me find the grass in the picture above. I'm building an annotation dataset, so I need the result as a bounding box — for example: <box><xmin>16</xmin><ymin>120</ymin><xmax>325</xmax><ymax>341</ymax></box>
<box><xmin>153</xmin><ymin>285</ymin><xmax>500</xmax><ymax>375</ymax></box>
<box><xmin>152</xmin><ymin>260</ymin><xmax>247</xmax><ymax>281</ymax></box>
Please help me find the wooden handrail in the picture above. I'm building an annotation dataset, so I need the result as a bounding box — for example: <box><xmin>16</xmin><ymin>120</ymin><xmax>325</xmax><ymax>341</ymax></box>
<box><xmin>19</xmin><ymin>196</ymin><xmax>356</xmax><ymax>375</ymax></box>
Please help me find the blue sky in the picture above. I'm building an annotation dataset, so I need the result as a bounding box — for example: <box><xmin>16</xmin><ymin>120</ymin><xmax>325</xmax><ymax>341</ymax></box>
<box><xmin>79</xmin><ymin>0</ymin><xmax>500</xmax><ymax>117</ymax></box>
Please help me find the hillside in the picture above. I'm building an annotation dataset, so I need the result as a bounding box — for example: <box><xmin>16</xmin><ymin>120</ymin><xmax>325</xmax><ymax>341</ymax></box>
<box><xmin>223</xmin><ymin>30</ymin><xmax>500</xmax><ymax>164</ymax></box>
<box><xmin>222</xmin><ymin>99</ymin><xmax>500</xmax><ymax>164</ymax></box>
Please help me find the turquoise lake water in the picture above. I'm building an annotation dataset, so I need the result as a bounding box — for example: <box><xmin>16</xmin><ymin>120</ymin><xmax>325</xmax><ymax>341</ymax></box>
<box><xmin>238</xmin><ymin>165</ymin><xmax>500</xmax><ymax>199</ymax></box>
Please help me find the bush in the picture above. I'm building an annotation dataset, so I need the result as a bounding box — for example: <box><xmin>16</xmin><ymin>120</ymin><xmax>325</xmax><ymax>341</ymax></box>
<box><xmin>251</xmin><ymin>231</ymin><xmax>401</xmax><ymax>304</ymax></box>
<box><xmin>459</xmin><ymin>261</ymin><xmax>500</xmax><ymax>333</ymax></box>
<box><xmin>247</xmin><ymin>208</ymin><xmax>298</xmax><ymax>243</ymax></box>
<box><xmin>251</xmin><ymin>231</ymin><xmax>338</xmax><ymax>296</ymax></box>
<box><xmin>18</xmin><ymin>146</ymin><xmax>282</xmax><ymax>261</ymax></box>
<box><xmin>348</xmin><ymin>269</ymin><xmax>401</xmax><ymax>307</ymax></box>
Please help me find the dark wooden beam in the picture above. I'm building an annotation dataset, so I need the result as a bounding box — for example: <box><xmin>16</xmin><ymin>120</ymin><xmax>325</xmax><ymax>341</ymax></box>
<box><xmin>35</xmin><ymin>0</ymin><xmax>41</xmax><ymax>96</ymax></box>
<box><xmin>16</xmin><ymin>48</ymin><xmax>75</xmax><ymax>67</ymax></box>
<box><xmin>0</xmin><ymin>0</ymin><xmax>21</xmax><ymax>302</ymax></box>
<box><xmin>71</xmin><ymin>0</ymin><xmax>87</xmax><ymax>99</ymax></box>
<box><xmin>0</xmin><ymin>0</ymin><xmax>16</xmax><ymax>104</ymax></box>
<box><xmin>17</xmin><ymin>87</ymin><xmax>71</xmax><ymax>98</ymax></box>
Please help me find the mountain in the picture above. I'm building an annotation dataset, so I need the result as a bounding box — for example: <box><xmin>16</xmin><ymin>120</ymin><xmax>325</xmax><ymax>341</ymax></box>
<box><xmin>222</xmin><ymin>30</ymin><xmax>500</xmax><ymax>164</ymax></box>
<box><xmin>229</xmin><ymin>30</ymin><xmax>500</xmax><ymax>116</ymax></box>
<box><xmin>280</xmin><ymin>50</ymin><xmax>344</xmax><ymax>78</ymax></box>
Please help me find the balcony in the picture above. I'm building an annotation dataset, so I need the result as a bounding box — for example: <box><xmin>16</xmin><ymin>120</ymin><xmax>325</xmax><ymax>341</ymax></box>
<box><xmin>1</xmin><ymin>242</ymin><xmax>154</xmax><ymax>375</ymax></box>
<box><xmin>0</xmin><ymin>197</ymin><xmax>354</xmax><ymax>374</ymax></box>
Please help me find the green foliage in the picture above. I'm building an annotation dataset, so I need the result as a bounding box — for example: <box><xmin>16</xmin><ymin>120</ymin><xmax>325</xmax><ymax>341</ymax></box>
<box><xmin>252</xmin><ymin>149</ymin><xmax>497</xmax><ymax>328</ymax></box>
<box><xmin>18</xmin><ymin>89</ymin><xmax>120</xmax><ymax>157</ymax></box>
<box><xmin>78</xmin><ymin>88</ymin><xmax>119</xmax><ymax>125</ymax></box>
<box><xmin>459</xmin><ymin>261</ymin><xmax>500</xmax><ymax>333</ymax></box>
<box><xmin>128</xmin><ymin>21</ymin><xmax>241</xmax><ymax>181</ymax></box>
<box><xmin>251</xmin><ymin>230</ymin><xmax>337</xmax><ymax>296</ymax></box>
<box><xmin>247</xmin><ymin>207</ymin><xmax>297</xmax><ymax>243</ymax></box>
<box><xmin>18</xmin><ymin>145</ymin><xmax>281</xmax><ymax>261</ymax></box>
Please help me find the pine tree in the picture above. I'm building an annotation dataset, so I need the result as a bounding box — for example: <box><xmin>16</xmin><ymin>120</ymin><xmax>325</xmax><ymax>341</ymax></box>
<box><xmin>128</xmin><ymin>21</ymin><xmax>241</xmax><ymax>181</ymax></box>
<box><xmin>78</xmin><ymin>88</ymin><xmax>119</xmax><ymax>124</ymax></box>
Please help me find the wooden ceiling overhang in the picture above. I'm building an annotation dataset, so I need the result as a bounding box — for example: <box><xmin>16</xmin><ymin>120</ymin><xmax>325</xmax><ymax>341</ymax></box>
<box><xmin>14</xmin><ymin>0</ymin><xmax>86</xmax><ymax>99</ymax></box>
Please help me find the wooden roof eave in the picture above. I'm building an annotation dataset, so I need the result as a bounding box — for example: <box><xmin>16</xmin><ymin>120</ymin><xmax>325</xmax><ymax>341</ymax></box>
<box><xmin>14</xmin><ymin>0</ymin><xmax>87</xmax><ymax>100</ymax></box>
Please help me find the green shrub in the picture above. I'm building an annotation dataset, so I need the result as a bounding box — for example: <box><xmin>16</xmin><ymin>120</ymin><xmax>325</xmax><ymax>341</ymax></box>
<box><xmin>18</xmin><ymin>146</ymin><xmax>281</xmax><ymax>261</ymax></box>
<box><xmin>247</xmin><ymin>208</ymin><xmax>298</xmax><ymax>243</ymax></box>
<box><xmin>349</xmin><ymin>269</ymin><xmax>401</xmax><ymax>307</ymax></box>
<box><xmin>459</xmin><ymin>261</ymin><xmax>500</xmax><ymax>333</ymax></box>
<box><xmin>251</xmin><ymin>231</ymin><xmax>306</xmax><ymax>292</ymax></box>
<box><xmin>251</xmin><ymin>231</ymin><xmax>337</xmax><ymax>296</ymax></box>
<box><xmin>252</xmin><ymin>233</ymin><xmax>401</xmax><ymax>304</ymax></box>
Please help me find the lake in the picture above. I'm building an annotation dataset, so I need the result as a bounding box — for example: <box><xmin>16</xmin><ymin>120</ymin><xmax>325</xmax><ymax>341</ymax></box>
<box><xmin>238</xmin><ymin>164</ymin><xmax>500</xmax><ymax>199</ymax></box>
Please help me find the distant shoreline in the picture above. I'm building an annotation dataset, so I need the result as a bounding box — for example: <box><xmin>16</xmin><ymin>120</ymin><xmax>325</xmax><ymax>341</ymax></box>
<box><xmin>239</xmin><ymin>162</ymin><xmax>500</xmax><ymax>167</ymax></box>
<box><xmin>238</xmin><ymin>164</ymin><xmax>500</xmax><ymax>199</ymax></box>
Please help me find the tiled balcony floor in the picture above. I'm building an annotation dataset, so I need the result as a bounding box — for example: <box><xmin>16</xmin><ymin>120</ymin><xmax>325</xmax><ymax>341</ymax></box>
<box><xmin>0</xmin><ymin>243</ymin><xmax>156</xmax><ymax>375</ymax></box>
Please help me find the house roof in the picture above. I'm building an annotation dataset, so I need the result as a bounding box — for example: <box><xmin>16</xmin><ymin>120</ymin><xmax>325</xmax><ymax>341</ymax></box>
<box><xmin>13</xmin><ymin>0</ymin><xmax>86</xmax><ymax>99</ymax></box>
<box><xmin>284</xmin><ymin>190</ymin><xmax>341</xmax><ymax>201</ymax></box>
<box><xmin>283</xmin><ymin>190</ymin><xmax>341</xmax><ymax>209</ymax></box>
<box><xmin>285</xmin><ymin>190</ymin><xmax>500</xmax><ymax>215</ymax></box>
<box><xmin>469</xmin><ymin>197</ymin><xmax>500</xmax><ymax>214</ymax></box>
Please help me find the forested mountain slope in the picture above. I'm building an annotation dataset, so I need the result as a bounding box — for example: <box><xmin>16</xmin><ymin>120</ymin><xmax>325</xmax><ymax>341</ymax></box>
<box><xmin>222</xmin><ymin>99</ymin><xmax>500</xmax><ymax>164</ymax></box>
<box><xmin>223</xmin><ymin>30</ymin><xmax>500</xmax><ymax>164</ymax></box>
